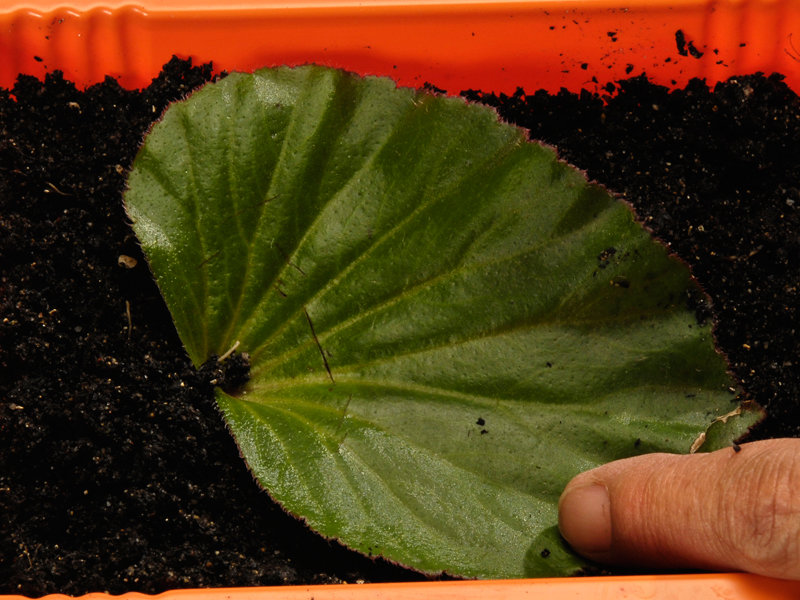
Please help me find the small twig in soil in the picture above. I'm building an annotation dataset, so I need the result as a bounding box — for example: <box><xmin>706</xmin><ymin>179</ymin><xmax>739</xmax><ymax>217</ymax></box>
<box><xmin>45</xmin><ymin>182</ymin><xmax>72</xmax><ymax>196</ymax></box>
<box><xmin>125</xmin><ymin>300</ymin><xmax>132</xmax><ymax>340</ymax></box>
<box><xmin>22</xmin><ymin>543</ymin><xmax>39</xmax><ymax>570</ymax></box>
<box><xmin>218</xmin><ymin>340</ymin><xmax>241</xmax><ymax>363</ymax></box>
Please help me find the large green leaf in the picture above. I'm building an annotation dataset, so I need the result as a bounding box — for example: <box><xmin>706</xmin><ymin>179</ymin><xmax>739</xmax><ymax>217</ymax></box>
<box><xmin>124</xmin><ymin>66</ymin><xmax>757</xmax><ymax>579</ymax></box>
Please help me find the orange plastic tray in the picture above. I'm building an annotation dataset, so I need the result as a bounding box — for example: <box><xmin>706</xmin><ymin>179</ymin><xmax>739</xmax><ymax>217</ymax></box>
<box><xmin>2</xmin><ymin>575</ymin><xmax>800</xmax><ymax>599</ymax></box>
<box><xmin>3</xmin><ymin>1</ymin><xmax>800</xmax><ymax>598</ymax></box>
<box><xmin>2</xmin><ymin>0</ymin><xmax>800</xmax><ymax>95</ymax></box>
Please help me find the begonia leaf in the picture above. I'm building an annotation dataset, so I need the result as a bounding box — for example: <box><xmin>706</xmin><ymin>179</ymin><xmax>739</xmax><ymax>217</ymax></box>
<box><xmin>124</xmin><ymin>66</ymin><xmax>757</xmax><ymax>579</ymax></box>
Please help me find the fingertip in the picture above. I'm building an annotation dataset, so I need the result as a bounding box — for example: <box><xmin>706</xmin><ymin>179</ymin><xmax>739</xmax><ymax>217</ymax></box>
<box><xmin>558</xmin><ymin>482</ymin><xmax>612</xmax><ymax>555</ymax></box>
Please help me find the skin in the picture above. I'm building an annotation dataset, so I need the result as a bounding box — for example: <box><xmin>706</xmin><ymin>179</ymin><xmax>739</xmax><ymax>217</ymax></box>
<box><xmin>558</xmin><ymin>439</ymin><xmax>800</xmax><ymax>580</ymax></box>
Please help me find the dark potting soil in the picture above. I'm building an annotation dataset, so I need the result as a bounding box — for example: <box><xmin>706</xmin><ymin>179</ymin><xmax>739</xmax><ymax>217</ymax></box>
<box><xmin>1</xmin><ymin>57</ymin><xmax>798</xmax><ymax>595</ymax></box>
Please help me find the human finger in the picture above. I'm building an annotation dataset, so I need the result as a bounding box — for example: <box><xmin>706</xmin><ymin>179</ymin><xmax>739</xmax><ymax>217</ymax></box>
<box><xmin>558</xmin><ymin>438</ymin><xmax>800</xmax><ymax>579</ymax></box>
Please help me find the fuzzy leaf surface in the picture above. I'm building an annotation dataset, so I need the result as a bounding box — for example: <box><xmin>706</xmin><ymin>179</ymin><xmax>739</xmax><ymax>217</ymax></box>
<box><xmin>125</xmin><ymin>66</ymin><xmax>752</xmax><ymax>579</ymax></box>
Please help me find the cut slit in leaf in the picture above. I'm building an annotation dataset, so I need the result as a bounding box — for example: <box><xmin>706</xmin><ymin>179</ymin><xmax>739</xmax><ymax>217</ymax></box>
<box><xmin>124</xmin><ymin>65</ymin><xmax>758</xmax><ymax>579</ymax></box>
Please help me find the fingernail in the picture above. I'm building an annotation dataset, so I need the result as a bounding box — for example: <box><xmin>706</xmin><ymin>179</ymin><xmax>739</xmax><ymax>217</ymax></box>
<box><xmin>558</xmin><ymin>483</ymin><xmax>612</xmax><ymax>554</ymax></box>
